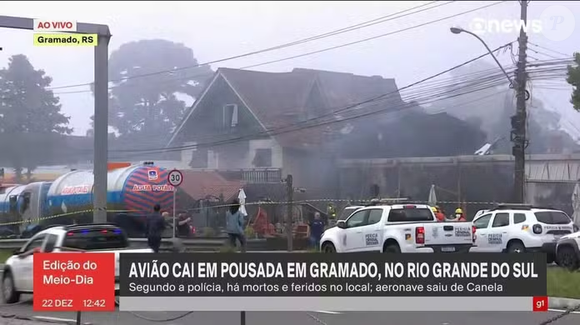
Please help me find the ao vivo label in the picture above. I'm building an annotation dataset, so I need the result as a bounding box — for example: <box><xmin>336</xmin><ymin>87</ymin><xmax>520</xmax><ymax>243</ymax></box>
<box><xmin>33</xmin><ymin>253</ymin><xmax>115</xmax><ymax>311</ymax></box>
<box><xmin>34</xmin><ymin>19</ymin><xmax>77</xmax><ymax>32</ymax></box>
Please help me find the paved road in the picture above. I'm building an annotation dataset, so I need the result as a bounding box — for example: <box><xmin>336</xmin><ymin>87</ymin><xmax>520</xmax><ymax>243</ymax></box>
<box><xmin>1</xmin><ymin>297</ymin><xmax>579</xmax><ymax>325</ymax></box>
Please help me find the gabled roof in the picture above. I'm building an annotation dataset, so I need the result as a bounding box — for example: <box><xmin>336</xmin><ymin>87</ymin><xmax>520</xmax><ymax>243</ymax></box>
<box><xmin>169</xmin><ymin>67</ymin><xmax>402</xmax><ymax>149</ymax></box>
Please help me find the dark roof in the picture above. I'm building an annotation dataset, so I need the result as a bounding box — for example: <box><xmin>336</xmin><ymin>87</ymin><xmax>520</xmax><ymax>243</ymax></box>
<box><xmin>219</xmin><ymin>68</ymin><xmax>314</xmax><ymax>130</ymax></box>
<box><xmin>218</xmin><ymin>67</ymin><xmax>402</xmax><ymax>148</ymax></box>
<box><xmin>169</xmin><ymin>67</ymin><xmax>403</xmax><ymax>149</ymax></box>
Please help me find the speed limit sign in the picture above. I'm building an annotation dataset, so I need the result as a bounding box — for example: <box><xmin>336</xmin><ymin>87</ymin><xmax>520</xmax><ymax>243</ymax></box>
<box><xmin>167</xmin><ymin>169</ymin><xmax>183</xmax><ymax>187</ymax></box>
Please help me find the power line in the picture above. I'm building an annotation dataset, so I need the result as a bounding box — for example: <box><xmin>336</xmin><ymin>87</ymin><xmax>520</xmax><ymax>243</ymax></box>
<box><xmin>528</xmin><ymin>41</ymin><xmax>569</xmax><ymax>58</ymax></box>
<box><xmin>63</xmin><ymin>46</ymin><xmax>515</xmax><ymax>158</ymax></box>
<box><xmin>153</xmin><ymin>43</ymin><xmax>514</xmax><ymax>153</ymax></box>
<box><xmin>32</xmin><ymin>1</ymin><xmax>504</xmax><ymax>97</ymax></box>
<box><xmin>0</xmin><ymin>1</ymin><xmax>507</xmax><ymax>104</ymax></box>
<box><xmin>241</xmin><ymin>1</ymin><xmax>507</xmax><ymax>70</ymax></box>
<box><xmin>30</xmin><ymin>43</ymin><xmax>515</xmax><ymax>160</ymax></box>
<box><xmin>58</xmin><ymin>79</ymin><xmax>510</xmax><ymax>160</ymax></box>
<box><xmin>45</xmin><ymin>1</ymin><xmax>455</xmax><ymax>91</ymax></box>
<box><xmin>107</xmin><ymin>80</ymin><xmax>513</xmax><ymax>159</ymax></box>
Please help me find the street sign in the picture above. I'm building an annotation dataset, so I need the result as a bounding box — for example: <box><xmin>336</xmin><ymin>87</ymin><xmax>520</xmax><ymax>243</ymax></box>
<box><xmin>167</xmin><ymin>169</ymin><xmax>183</xmax><ymax>187</ymax></box>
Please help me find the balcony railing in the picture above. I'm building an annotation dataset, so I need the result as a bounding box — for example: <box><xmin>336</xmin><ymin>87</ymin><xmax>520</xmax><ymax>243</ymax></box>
<box><xmin>219</xmin><ymin>168</ymin><xmax>282</xmax><ymax>184</ymax></box>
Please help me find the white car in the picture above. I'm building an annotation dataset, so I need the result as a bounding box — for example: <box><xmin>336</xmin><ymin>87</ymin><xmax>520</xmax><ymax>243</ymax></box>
<box><xmin>2</xmin><ymin>223</ymin><xmax>152</xmax><ymax>303</ymax></box>
<box><xmin>555</xmin><ymin>230</ymin><xmax>580</xmax><ymax>270</ymax></box>
<box><xmin>320</xmin><ymin>203</ymin><xmax>474</xmax><ymax>253</ymax></box>
<box><xmin>470</xmin><ymin>205</ymin><xmax>575</xmax><ymax>262</ymax></box>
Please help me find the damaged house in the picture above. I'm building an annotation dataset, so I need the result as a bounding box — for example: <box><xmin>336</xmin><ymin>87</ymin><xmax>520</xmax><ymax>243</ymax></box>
<box><xmin>167</xmin><ymin>67</ymin><xmax>486</xmax><ymax>199</ymax></box>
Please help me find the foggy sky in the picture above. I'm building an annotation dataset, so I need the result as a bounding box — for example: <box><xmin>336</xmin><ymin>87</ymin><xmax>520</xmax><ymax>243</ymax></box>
<box><xmin>1</xmin><ymin>1</ymin><xmax>579</xmax><ymax>138</ymax></box>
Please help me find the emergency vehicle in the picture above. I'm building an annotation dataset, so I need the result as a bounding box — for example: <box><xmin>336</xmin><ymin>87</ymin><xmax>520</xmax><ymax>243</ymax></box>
<box><xmin>470</xmin><ymin>204</ymin><xmax>575</xmax><ymax>263</ymax></box>
<box><xmin>320</xmin><ymin>201</ymin><xmax>475</xmax><ymax>253</ymax></box>
<box><xmin>555</xmin><ymin>229</ymin><xmax>580</xmax><ymax>270</ymax></box>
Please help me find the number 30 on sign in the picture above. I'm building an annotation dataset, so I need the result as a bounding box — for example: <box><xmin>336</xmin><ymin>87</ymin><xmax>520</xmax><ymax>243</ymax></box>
<box><xmin>168</xmin><ymin>169</ymin><xmax>183</xmax><ymax>187</ymax></box>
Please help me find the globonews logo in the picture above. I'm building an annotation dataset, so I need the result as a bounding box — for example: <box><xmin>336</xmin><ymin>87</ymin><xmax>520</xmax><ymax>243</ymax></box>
<box><xmin>467</xmin><ymin>5</ymin><xmax>575</xmax><ymax>42</ymax></box>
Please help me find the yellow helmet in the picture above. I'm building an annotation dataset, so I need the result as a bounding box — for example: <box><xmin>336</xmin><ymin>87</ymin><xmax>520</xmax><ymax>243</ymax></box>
<box><xmin>431</xmin><ymin>207</ymin><xmax>438</xmax><ymax>213</ymax></box>
<box><xmin>455</xmin><ymin>208</ymin><xmax>463</xmax><ymax>214</ymax></box>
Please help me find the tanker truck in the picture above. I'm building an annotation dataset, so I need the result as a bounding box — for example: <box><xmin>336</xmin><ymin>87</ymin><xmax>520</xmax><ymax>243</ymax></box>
<box><xmin>15</xmin><ymin>164</ymin><xmax>176</xmax><ymax>237</ymax></box>
<box><xmin>0</xmin><ymin>184</ymin><xmax>26</xmax><ymax>237</ymax></box>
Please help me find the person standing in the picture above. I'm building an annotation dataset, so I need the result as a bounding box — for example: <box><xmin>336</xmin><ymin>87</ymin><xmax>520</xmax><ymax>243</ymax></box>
<box><xmin>226</xmin><ymin>199</ymin><xmax>247</xmax><ymax>252</ymax></box>
<box><xmin>308</xmin><ymin>212</ymin><xmax>325</xmax><ymax>251</ymax></box>
<box><xmin>146</xmin><ymin>204</ymin><xmax>165</xmax><ymax>253</ymax></box>
<box><xmin>453</xmin><ymin>208</ymin><xmax>466</xmax><ymax>222</ymax></box>
<box><xmin>177</xmin><ymin>212</ymin><xmax>192</xmax><ymax>237</ymax></box>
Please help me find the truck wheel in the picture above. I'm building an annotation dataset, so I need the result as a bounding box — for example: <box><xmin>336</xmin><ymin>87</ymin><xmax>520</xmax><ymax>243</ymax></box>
<box><xmin>556</xmin><ymin>246</ymin><xmax>580</xmax><ymax>271</ymax></box>
<box><xmin>507</xmin><ymin>241</ymin><xmax>525</xmax><ymax>253</ymax></box>
<box><xmin>321</xmin><ymin>242</ymin><xmax>336</xmax><ymax>253</ymax></box>
<box><xmin>2</xmin><ymin>271</ymin><xmax>20</xmax><ymax>304</ymax></box>
<box><xmin>383</xmin><ymin>243</ymin><xmax>401</xmax><ymax>253</ymax></box>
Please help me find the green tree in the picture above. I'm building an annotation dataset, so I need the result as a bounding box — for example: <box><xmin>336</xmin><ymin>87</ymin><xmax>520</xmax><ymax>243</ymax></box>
<box><xmin>95</xmin><ymin>39</ymin><xmax>213</xmax><ymax>144</ymax></box>
<box><xmin>0</xmin><ymin>54</ymin><xmax>72</xmax><ymax>181</ymax></box>
<box><xmin>566</xmin><ymin>52</ymin><xmax>580</xmax><ymax>110</ymax></box>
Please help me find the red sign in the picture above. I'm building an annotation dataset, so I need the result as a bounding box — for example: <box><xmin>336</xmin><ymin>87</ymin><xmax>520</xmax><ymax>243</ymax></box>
<box><xmin>532</xmin><ymin>296</ymin><xmax>548</xmax><ymax>312</ymax></box>
<box><xmin>33</xmin><ymin>253</ymin><xmax>115</xmax><ymax>312</ymax></box>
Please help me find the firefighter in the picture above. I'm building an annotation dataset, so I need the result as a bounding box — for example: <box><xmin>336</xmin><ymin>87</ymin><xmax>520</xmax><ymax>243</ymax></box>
<box><xmin>327</xmin><ymin>203</ymin><xmax>337</xmax><ymax>220</ymax></box>
<box><xmin>454</xmin><ymin>207</ymin><xmax>466</xmax><ymax>222</ymax></box>
<box><xmin>431</xmin><ymin>206</ymin><xmax>445</xmax><ymax>222</ymax></box>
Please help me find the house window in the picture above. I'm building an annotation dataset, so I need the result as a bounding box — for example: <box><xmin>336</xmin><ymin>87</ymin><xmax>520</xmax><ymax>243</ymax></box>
<box><xmin>253</xmin><ymin>148</ymin><xmax>272</xmax><ymax>167</ymax></box>
<box><xmin>223</xmin><ymin>104</ymin><xmax>238</xmax><ymax>128</ymax></box>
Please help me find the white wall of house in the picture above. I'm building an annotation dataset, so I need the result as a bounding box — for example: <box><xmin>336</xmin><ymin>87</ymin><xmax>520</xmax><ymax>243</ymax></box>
<box><xmin>244</xmin><ymin>139</ymin><xmax>283</xmax><ymax>169</ymax></box>
<box><xmin>180</xmin><ymin>139</ymin><xmax>283</xmax><ymax>170</ymax></box>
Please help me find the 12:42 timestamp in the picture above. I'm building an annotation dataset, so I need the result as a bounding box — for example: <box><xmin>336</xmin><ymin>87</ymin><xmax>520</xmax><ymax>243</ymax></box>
<box><xmin>83</xmin><ymin>299</ymin><xmax>107</xmax><ymax>308</ymax></box>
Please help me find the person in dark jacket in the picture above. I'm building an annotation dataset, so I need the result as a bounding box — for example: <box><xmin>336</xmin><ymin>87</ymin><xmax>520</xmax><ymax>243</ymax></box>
<box><xmin>226</xmin><ymin>199</ymin><xmax>247</xmax><ymax>252</ymax></box>
<box><xmin>146</xmin><ymin>204</ymin><xmax>165</xmax><ymax>253</ymax></box>
<box><xmin>308</xmin><ymin>212</ymin><xmax>325</xmax><ymax>250</ymax></box>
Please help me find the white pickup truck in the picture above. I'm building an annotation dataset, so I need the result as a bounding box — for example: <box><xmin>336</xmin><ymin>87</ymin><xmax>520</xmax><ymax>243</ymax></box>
<box><xmin>2</xmin><ymin>223</ymin><xmax>152</xmax><ymax>303</ymax></box>
<box><xmin>320</xmin><ymin>203</ymin><xmax>475</xmax><ymax>253</ymax></box>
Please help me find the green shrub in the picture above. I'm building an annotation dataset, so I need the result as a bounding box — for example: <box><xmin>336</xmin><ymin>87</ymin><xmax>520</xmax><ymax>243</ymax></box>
<box><xmin>244</xmin><ymin>226</ymin><xmax>256</xmax><ymax>238</ymax></box>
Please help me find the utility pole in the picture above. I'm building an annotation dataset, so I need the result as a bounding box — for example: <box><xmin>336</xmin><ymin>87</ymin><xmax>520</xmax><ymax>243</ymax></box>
<box><xmin>512</xmin><ymin>0</ymin><xmax>529</xmax><ymax>203</ymax></box>
<box><xmin>285</xmin><ymin>174</ymin><xmax>293</xmax><ymax>251</ymax></box>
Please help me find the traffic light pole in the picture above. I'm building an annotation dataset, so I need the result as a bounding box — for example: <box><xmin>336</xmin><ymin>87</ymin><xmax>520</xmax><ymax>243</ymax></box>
<box><xmin>512</xmin><ymin>0</ymin><xmax>529</xmax><ymax>203</ymax></box>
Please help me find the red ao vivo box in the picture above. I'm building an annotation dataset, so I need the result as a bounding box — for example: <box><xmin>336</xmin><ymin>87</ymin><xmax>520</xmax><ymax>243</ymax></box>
<box><xmin>33</xmin><ymin>253</ymin><xmax>115</xmax><ymax>312</ymax></box>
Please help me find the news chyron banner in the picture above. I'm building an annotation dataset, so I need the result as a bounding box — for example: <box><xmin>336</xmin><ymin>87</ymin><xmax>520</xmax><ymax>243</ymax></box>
<box><xmin>119</xmin><ymin>253</ymin><xmax>547</xmax><ymax>312</ymax></box>
<box><xmin>33</xmin><ymin>253</ymin><xmax>115</xmax><ymax>312</ymax></box>
<box><xmin>33</xmin><ymin>19</ymin><xmax>97</xmax><ymax>47</ymax></box>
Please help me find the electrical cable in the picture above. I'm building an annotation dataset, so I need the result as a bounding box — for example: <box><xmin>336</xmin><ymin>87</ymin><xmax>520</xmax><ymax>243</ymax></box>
<box><xmin>94</xmin><ymin>79</ymin><xmax>513</xmax><ymax>160</ymax></box>
<box><xmin>45</xmin><ymin>0</ymin><xmax>456</xmax><ymax>91</ymax></box>
<box><xmin>528</xmin><ymin>41</ymin><xmax>569</xmax><ymax>58</ymax></box>
<box><xmin>46</xmin><ymin>50</ymin><xmax>516</xmax><ymax>160</ymax></box>
<box><xmin>241</xmin><ymin>1</ymin><xmax>507</xmax><ymax>70</ymax></box>
<box><xmin>3</xmin><ymin>1</ymin><xmax>513</xmax><ymax>100</ymax></box>
<box><xmin>43</xmin><ymin>77</ymin><xmax>510</xmax><ymax>161</ymax></box>
<box><xmin>528</xmin><ymin>47</ymin><xmax>561</xmax><ymax>60</ymax></box>
<box><xmin>72</xmin><ymin>43</ymin><xmax>514</xmax><ymax>156</ymax></box>
<box><xmin>0</xmin><ymin>2</ymin><xmax>504</xmax><ymax>100</ymax></box>
<box><xmin>31</xmin><ymin>1</ymin><xmax>506</xmax><ymax>96</ymax></box>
